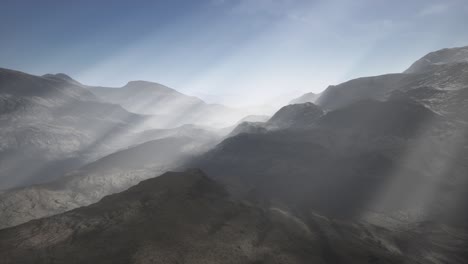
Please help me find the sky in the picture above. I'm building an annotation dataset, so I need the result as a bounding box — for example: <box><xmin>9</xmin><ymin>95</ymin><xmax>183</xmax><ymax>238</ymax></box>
<box><xmin>1</xmin><ymin>0</ymin><xmax>468</xmax><ymax>107</ymax></box>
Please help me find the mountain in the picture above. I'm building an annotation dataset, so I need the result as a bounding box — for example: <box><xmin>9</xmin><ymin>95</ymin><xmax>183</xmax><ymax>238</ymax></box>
<box><xmin>89</xmin><ymin>81</ymin><xmax>248</xmax><ymax>128</ymax></box>
<box><xmin>191</xmin><ymin>92</ymin><xmax>468</xmax><ymax>227</ymax></box>
<box><xmin>0</xmin><ymin>68</ymin><xmax>155</xmax><ymax>189</ymax></box>
<box><xmin>2</xmin><ymin>169</ymin><xmax>467</xmax><ymax>264</ymax></box>
<box><xmin>197</xmin><ymin>45</ymin><xmax>468</xmax><ymax>221</ymax></box>
<box><xmin>289</xmin><ymin>92</ymin><xmax>320</xmax><ymax>104</ymax></box>
<box><xmin>266</xmin><ymin>102</ymin><xmax>324</xmax><ymax>130</ymax></box>
<box><xmin>236</xmin><ymin>114</ymin><xmax>270</xmax><ymax>123</ymax></box>
<box><xmin>89</xmin><ymin>80</ymin><xmax>202</xmax><ymax>116</ymax></box>
<box><xmin>405</xmin><ymin>45</ymin><xmax>468</xmax><ymax>74</ymax></box>
<box><xmin>42</xmin><ymin>73</ymin><xmax>83</xmax><ymax>86</ymax></box>
<box><xmin>389</xmin><ymin>85</ymin><xmax>468</xmax><ymax>123</ymax></box>
<box><xmin>316</xmin><ymin>73</ymin><xmax>408</xmax><ymax>110</ymax></box>
<box><xmin>316</xmin><ymin>48</ymin><xmax>468</xmax><ymax>111</ymax></box>
<box><xmin>0</xmin><ymin>125</ymin><xmax>220</xmax><ymax>229</ymax></box>
<box><xmin>2</xmin><ymin>45</ymin><xmax>468</xmax><ymax>263</ymax></box>
<box><xmin>194</xmin><ymin>45</ymin><xmax>468</xmax><ymax>227</ymax></box>
<box><xmin>227</xmin><ymin>102</ymin><xmax>324</xmax><ymax>136</ymax></box>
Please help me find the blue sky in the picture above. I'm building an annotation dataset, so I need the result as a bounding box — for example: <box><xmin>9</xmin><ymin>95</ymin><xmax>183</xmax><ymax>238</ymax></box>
<box><xmin>1</xmin><ymin>0</ymin><xmax>468</xmax><ymax>106</ymax></box>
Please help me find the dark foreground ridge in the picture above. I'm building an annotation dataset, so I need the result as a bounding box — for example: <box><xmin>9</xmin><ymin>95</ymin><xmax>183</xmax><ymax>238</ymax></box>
<box><xmin>1</xmin><ymin>169</ymin><xmax>468</xmax><ymax>264</ymax></box>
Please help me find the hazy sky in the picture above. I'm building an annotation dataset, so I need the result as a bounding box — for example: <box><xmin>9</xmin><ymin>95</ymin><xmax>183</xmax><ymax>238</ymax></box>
<box><xmin>1</xmin><ymin>0</ymin><xmax>468</xmax><ymax>106</ymax></box>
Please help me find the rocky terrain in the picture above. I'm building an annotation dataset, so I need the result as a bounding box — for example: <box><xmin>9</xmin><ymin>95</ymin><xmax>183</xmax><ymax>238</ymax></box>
<box><xmin>1</xmin><ymin>169</ymin><xmax>467</xmax><ymax>264</ymax></box>
<box><xmin>289</xmin><ymin>92</ymin><xmax>320</xmax><ymax>104</ymax></box>
<box><xmin>191</xmin><ymin>46</ymin><xmax>468</xmax><ymax>228</ymax></box>
<box><xmin>0</xmin><ymin>68</ymin><xmax>239</xmax><ymax>190</ymax></box>
<box><xmin>405</xmin><ymin>46</ymin><xmax>468</xmax><ymax>74</ymax></box>
<box><xmin>316</xmin><ymin>61</ymin><xmax>468</xmax><ymax>111</ymax></box>
<box><xmin>0</xmin><ymin>131</ymin><xmax>220</xmax><ymax>229</ymax></box>
<box><xmin>0</xmin><ymin>68</ymin><xmax>153</xmax><ymax>189</ymax></box>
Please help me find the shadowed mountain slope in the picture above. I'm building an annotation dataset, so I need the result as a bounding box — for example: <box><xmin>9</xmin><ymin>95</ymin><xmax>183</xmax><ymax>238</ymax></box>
<box><xmin>191</xmin><ymin>96</ymin><xmax>468</xmax><ymax>227</ymax></box>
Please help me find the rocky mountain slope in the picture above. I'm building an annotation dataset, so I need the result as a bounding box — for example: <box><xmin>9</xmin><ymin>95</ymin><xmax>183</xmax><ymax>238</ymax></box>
<box><xmin>192</xmin><ymin>94</ymin><xmax>468</xmax><ymax>227</ymax></box>
<box><xmin>316</xmin><ymin>73</ymin><xmax>409</xmax><ymax>110</ymax></box>
<box><xmin>289</xmin><ymin>92</ymin><xmax>320</xmax><ymax>104</ymax></box>
<box><xmin>0</xmin><ymin>68</ymin><xmax>238</xmax><ymax>190</ymax></box>
<box><xmin>267</xmin><ymin>102</ymin><xmax>324</xmax><ymax>130</ymax></box>
<box><xmin>192</xmin><ymin>47</ymin><xmax>468</xmax><ymax>227</ymax></box>
<box><xmin>405</xmin><ymin>45</ymin><xmax>468</xmax><ymax>74</ymax></box>
<box><xmin>228</xmin><ymin>103</ymin><xmax>323</xmax><ymax>136</ymax></box>
<box><xmin>0</xmin><ymin>128</ymin><xmax>220</xmax><ymax>229</ymax></box>
<box><xmin>1</xmin><ymin>169</ymin><xmax>467</xmax><ymax>264</ymax></box>
<box><xmin>291</xmin><ymin>46</ymin><xmax>468</xmax><ymax>111</ymax></box>
<box><xmin>0</xmin><ymin>68</ymin><xmax>154</xmax><ymax>189</ymax></box>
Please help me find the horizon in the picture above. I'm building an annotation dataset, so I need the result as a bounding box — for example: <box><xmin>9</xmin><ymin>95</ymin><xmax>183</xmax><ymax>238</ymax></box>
<box><xmin>1</xmin><ymin>0</ymin><xmax>468</xmax><ymax>106</ymax></box>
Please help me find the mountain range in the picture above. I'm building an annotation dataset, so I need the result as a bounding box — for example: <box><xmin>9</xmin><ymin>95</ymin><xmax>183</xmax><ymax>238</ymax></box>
<box><xmin>0</xmin><ymin>68</ymin><xmax>150</xmax><ymax>189</ymax></box>
<box><xmin>88</xmin><ymin>80</ymin><xmax>249</xmax><ymax>128</ymax></box>
<box><xmin>1</xmin><ymin>45</ymin><xmax>468</xmax><ymax>263</ymax></box>
<box><xmin>191</xmin><ymin>46</ymin><xmax>468</xmax><ymax>228</ymax></box>
<box><xmin>0</xmin><ymin>69</ymin><xmax>249</xmax><ymax>190</ymax></box>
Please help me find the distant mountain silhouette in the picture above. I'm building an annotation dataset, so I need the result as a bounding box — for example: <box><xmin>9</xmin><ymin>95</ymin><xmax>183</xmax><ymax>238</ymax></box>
<box><xmin>89</xmin><ymin>81</ymin><xmax>248</xmax><ymax>128</ymax></box>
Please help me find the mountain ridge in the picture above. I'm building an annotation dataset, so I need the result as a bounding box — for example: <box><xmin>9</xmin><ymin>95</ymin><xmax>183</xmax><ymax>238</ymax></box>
<box><xmin>2</xmin><ymin>169</ymin><xmax>467</xmax><ymax>263</ymax></box>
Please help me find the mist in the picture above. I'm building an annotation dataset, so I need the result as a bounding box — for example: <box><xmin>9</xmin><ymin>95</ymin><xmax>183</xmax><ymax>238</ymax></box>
<box><xmin>1</xmin><ymin>1</ymin><xmax>468</xmax><ymax>263</ymax></box>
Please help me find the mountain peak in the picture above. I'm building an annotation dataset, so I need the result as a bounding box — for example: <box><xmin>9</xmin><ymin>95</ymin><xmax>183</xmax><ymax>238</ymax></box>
<box><xmin>123</xmin><ymin>80</ymin><xmax>177</xmax><ymax>93</ymax></box>
<box><xmin>114</xmin><ymin>169</ymin><xmax>228</xmax><ymax>201</ymax></box>
<box><xmin>405</xmin><ymin>45</ymin><xmax>468</xmax><ymax>74</ymax></box>
<box><xmin>289</xmin><ymin>92</ymin><xmax>320</xmax><ymax>104</ymax></box>
<box><xmin>0</xmin><ymin>68</ymin><xmax>95</xmax><ymax>100</ymax></box>
<box><xmin>267</xmin><ymin>102</ymin><xmax>324</xmax><ymax>129</ymax></box>
<box><xmin>42</xmin><ymin>73</ymin><xmax>82</xmax><ymax>85</ymax></box>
